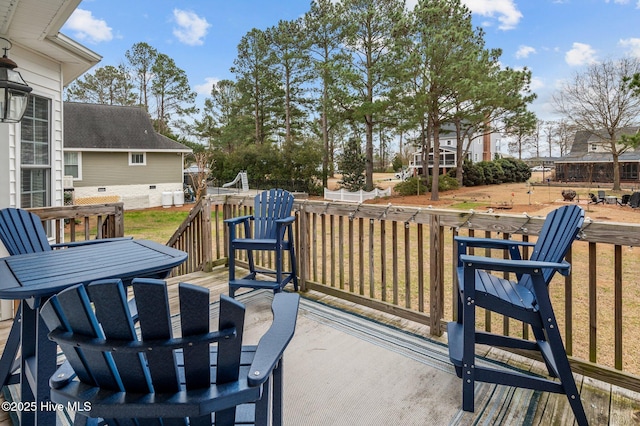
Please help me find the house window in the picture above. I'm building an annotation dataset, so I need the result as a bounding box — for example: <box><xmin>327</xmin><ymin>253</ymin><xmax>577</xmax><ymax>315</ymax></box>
<box><xmin>64</xmin><ymin>152</ymin><xmax>82</xmax><ymax>179</ymax></box>
<box><xmin>21</xmin><ymin>96</ymin><xmax>50</xmax><ymax>208</ymax></box>
<box><xmin>129</xmin><ymin>152</ymin><xmax>146</xmax><ymax>166</ymax></box>
<box><xmin>621</xmin><ymin>163</ymin><xmax>638</xmax><ymax>180</ymax></box>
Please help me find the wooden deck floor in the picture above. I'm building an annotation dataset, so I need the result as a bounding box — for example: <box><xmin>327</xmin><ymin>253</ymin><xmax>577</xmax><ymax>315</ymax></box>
<box><xmin>0</xmin><ymin>267</ymin><xmax>639</xmax><ymax>425</ymax></box>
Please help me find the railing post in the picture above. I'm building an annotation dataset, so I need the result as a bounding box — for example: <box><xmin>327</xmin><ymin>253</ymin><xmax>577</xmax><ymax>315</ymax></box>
<box><xmin>201</xmin><ymin>197</ymin><xmax>213</xmax><ymax>271</ymax></box>
<box><xmin>114</xmin><ymin>203</ymin><xmax>125</xmax><ymax>237</ymax></box>
<box><xmin>223</xmin><ymin>197</ymin><xmax>231</xmax><ymax>260</ymax></box>
<box><xmin>429</xmin><ymin>214</ymin><xmax>444</xmax><ymax>336</ymax></box>
<box><xmin>298</xmin><ymin>203</ymin><xmax>309</xmax><ymax>292</ymax></box>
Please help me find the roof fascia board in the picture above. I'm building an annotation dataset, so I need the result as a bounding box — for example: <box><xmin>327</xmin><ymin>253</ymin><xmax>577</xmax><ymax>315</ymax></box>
<box><xmin>48</xmin><ymin>32</ymin><xmax>101</xmax><ymax>63</ymax></box>
<box><xmin>64</xmin><ymin>148</ymin><xmax>192</xmax><ymax>153</ymax></box>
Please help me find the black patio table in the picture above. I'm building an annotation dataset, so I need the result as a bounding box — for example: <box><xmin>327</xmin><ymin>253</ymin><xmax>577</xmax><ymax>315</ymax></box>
<box><xmin>0</xmin><ymin>239</ymin><xmax>187</xmax><ymax>425</ymax></box>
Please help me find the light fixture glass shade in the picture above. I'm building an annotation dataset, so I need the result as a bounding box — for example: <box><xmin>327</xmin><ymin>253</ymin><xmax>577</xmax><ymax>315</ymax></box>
<box><xmin>0</xmin><ymin>67</ymin><xmax>32</xmax><ymax>123</ymax></box>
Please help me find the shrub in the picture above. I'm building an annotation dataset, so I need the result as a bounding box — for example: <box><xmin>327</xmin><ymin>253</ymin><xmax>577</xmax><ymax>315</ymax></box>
<box><xmin>394</xmin><ymin>177</ymin><xmax>428</xmax><ymax>196</ymax></box>
<box><xmin>435</xmin><ymin>174</ymin><xmax>459</xmax><ymax>191</ymax></box>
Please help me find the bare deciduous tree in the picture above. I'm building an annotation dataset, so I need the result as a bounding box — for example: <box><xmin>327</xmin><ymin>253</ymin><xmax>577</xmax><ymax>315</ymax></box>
<box><xmin>553</xmin><ymin>57</ymin><xmax>640</xmax><ymax>190</ymax></box>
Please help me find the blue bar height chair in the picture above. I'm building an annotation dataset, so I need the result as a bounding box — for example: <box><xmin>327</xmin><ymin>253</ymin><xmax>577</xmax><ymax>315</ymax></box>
<box><xmin>41</xmin><ymin>278</ymin><xmax>300</xmax><ymax>425</ymax></box>
<box><xmin>448</xmin><ymin>204</ymin><xmax>587</xmax><ymax>425</ymax></box>
<box><xmin>225</xmin><ymin>189</ymin><xmax>298</xmax><ymax>297</ymax></box>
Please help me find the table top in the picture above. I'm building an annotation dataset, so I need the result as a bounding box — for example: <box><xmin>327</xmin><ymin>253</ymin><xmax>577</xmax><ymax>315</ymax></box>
<box><xmin>0</xmin><ymin>239</ymin><xmax>187</xmax><ymax>300</ymax></box>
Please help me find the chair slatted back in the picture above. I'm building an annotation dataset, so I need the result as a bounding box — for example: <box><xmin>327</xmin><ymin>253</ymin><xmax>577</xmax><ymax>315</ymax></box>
<box><xmin>40</xmin><ymin>278</ymin><xmax>247</xmax><ymax>424</ymax></box>
<box><xmin>0</xmin><ymin>208</ymin><xmax>51</xmax><ymax>254</ymax></box>
<box><xmin>253</xmin><ymin>189</ymin><xmax>294</xmax><ymax>240</ymax></box>
<box><xmin>525</xmin><ymin>204</ymin><xmax>584</xmax><ymax>288</ymax></box>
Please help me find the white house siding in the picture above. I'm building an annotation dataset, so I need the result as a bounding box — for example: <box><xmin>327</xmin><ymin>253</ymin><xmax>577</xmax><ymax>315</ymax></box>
<box><xmin>0</xmin><ymin>45</ymin><xmax>64</xmax><ymax>209</ymax></box>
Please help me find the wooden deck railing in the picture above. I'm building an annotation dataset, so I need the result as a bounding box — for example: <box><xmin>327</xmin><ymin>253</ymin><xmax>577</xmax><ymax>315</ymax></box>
<box><xmin>168</xmin><ymin>194</ymin><xmax>640</xmax><ymax>393</ymax></box>
<box><xmin>166</xmin><ymin>197</ymin><xmax>221</xmax><ymax>276</ymax></box>
<box><xmin>28</xmin><ymin>203</ymin><xmax>125</xmax><ymax>242</ymax></box>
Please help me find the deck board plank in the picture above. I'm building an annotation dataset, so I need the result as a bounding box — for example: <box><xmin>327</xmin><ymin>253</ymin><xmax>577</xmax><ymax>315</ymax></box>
<box><xmin>0</xmin><ymin>266</ymin><xmax>639</xmax><ymax>424</ymax></box>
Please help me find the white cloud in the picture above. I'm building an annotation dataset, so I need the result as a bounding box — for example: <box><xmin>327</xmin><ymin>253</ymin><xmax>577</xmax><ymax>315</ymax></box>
<box><xmin>172</xmin><ymin>9</ymin><xmax>210</xmax><ymax>46</ymax></box>
<box><xmin>619</xmin><ymin>37</ymin><xmax>640</xmax><ymax>57</ymax></box>
<box><xmin>605</xmin><ymin>0</ymin><xmax>631</xmax><ymax>4</ymax></box>
<box><xmin>565</xmin><ymin>42</ymin><xmax>598</xmax><ymax>66</ymax></box>
<box><xmin>462</xmin><ymin>0</ymin><xmax>522</xmax><ymax>30</ymax></box>
<box><xmin>64</xmin><ymin>9</ymin><xmax>113</xmax><ymax>44</ymax></box>
<box><xmin>515</xmin><ymin>45</ymin><xmax>536</xmax><ymax>59</ymax></box>
<box><xmin>194</xmin><ymin>77</ymin><xmax>219</xmax><ymax>96</ymax></box>
<box><xmin>529</xmin><ymin>76</ymin><xmax>545</xmax><ymax>92</ymax></box>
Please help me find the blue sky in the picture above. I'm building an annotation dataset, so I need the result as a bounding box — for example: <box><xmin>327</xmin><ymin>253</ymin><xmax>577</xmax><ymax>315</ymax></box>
<box><xmin>62</xmin><ymin>0</ymin><xmax>640</xmax><ymax>122</ymax></box>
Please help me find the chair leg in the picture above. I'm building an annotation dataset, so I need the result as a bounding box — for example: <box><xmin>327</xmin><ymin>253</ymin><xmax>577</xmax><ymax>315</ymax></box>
<box><xmin>530</xmin><ymin>324</ymin><xmax>558</xmax><ymax>378</ymax></box>
<box><xmin>275</xmin><ymin>248</ymin><xmax>283</xmax><ymax>290</ymax></box>
<box><xmin>537</xmin><ymin>307</ymin><xmax>588</xmax><ymax>425</ymax></box>
<box><xmin>228</xmin><ymin>246</ymin><xmax>236</xmax><ymax>282</ymax></box>
<box><xmin>461</xmin><ymin>294</ymin><xmax>476</xmax><ymax>412</ymax></box>
<box><xmin>247</xmin><ymin>248</ymin><xmax>255</xmax><ymax>277</ymax></box>
<box><xmin>272</xmin><ymin>358</ymin><xmax>284</xmax><ymax>426</ymax></box>
<box><xmin>289</xmin><ymin>245</ymin><xmax>298</xmax><ymax>291</ymax></box>
<box><xmin>255</xmin><ymin>376</ymin><xmax>271</xmax><ymax>426</ymax></box>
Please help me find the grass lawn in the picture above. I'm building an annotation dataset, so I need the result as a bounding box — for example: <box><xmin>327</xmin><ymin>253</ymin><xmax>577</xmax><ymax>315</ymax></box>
<box><xmin>124</xmin><ymin>209</ymin><xmax>190</xmax><ymax>243</ymax></box>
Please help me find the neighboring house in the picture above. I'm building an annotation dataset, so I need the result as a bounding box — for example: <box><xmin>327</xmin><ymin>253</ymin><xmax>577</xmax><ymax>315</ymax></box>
<box><xmin>526</xmin><ymin>157</ymin><xmax>560</xmax><ymax>169</ymax></box>
<box><xmin>0</xmin><ymin>0</ymin><xmax>100</xmax><ymax>211</ymax></box>
<box><xmin>64</xmin><ymin>102</ymin><xmax>192</xmax><ymax>209</ymax></box>
<box><xmin>555</xmin><ymin>127</ymin><xmax>640</xmax><ymax>183</ymax></box>
<box><xmin>407</xmin><ymin>124</ymin><xmax>500</xmax><ymax>175</ymax></box>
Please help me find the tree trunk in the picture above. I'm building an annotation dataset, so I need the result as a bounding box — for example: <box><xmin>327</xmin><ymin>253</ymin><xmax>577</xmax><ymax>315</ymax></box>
<box><xmin>612</xmin><ymin>151</ymin><xmax>621</xmax><ymax>191</ymax></box>
<box><xmin>431</xmin><ymin>124</ymin><xmax>440</xmax><ymax>201</ymax></box>
<box><xmin>365</xmin><ymin>113</ymin><xmax>374</xmax><ymax>191</ymax></box>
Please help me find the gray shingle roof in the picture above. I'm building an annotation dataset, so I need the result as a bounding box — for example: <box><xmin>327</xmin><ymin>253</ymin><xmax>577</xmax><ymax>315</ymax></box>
<box><xmin>557</xmin><ymin>127</ymin><xmax>640</xmax><ymax>163</ymax></box>
<box><xmin>63</xmin><ymin>102</ymin><xmax>191</xmax><ymax>152</ymax></box>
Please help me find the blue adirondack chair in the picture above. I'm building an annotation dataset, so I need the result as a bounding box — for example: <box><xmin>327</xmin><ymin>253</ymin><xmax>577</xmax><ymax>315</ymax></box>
<box><xmin>0</xmin><ymin>207</ymin><xmax>130</xmax><ymax>255</ymax></box>
<box><xmin>448</xmin><ymin>204</ymin><xmax>587</xmax><ymax>425</ymax></box>
<box><xmin>40</xmin><ymin>278</ymin><xmax>300</xmax><ymax>425</ymax></box>
<box><xmin>225</xmin><ymin>189</ymin><xmax>298</xmax><ymax>297</ymax></box>
<box><xmin>0</xmin><ymin>208</ymin><xmax>133</xmax><ymax>390</ymax></box>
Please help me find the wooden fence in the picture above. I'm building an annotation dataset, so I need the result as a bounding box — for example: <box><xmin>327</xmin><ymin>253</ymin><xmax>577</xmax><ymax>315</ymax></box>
<box><xmin>166</xmin><ymin>194</ymin><xmax>640</xmax><ymax>393</ymax></box>
<box><xmin>21</xmin><ymin>198</ymin><xmax>640</xmax><ymax>393</ymax></box>
<box><xmin>29</xmin><ymin>203</ymin><xmax>125</xmax><ymax>243</ymax></box>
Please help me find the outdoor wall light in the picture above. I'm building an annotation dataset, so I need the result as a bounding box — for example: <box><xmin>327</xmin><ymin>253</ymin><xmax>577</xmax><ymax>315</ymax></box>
<box><xmin>0</xmin><ymin>37</ymin><xmax>32</xmax><ymax>123</ymax></box>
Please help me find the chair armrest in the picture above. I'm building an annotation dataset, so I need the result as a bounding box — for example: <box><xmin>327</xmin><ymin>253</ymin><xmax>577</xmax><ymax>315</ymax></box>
<box><xmin>49</xmin><ymin>360</ymin><xmax>77</xmax><ymax>389</ymax></box>
<box><xmin>459</xmin><ymin>254</ymin><xmax>571</xmax><ymax>276</ymax></box>
<box><xmin>51</xmin><ymin>236</ymin><xmax>133</xmax><ymax>249</ymax></box>
<box><xmin>224</xmin><ymin>215</ymin><xmax>254</xmax><ymax>226</ymax></box>
<box><xmin>455</xmin><ymin>236</ymin><xmax>536</xmax><ymax>250</ymax></box>
<box><xmin>274</xmin><ymin>216</ymin><xmax>296</xmax><ymax>225</ymax></box>
<box><xmin>248</xmin><ymin>292</ymin><xmax>300</xmax><ymax>386</ymax></box>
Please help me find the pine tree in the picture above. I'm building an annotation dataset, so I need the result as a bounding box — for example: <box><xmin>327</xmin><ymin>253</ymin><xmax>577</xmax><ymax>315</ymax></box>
<box><xmin>338</xmin><ymin>137</ymin><xmax>366</xmax><ymax>191</ymax></box>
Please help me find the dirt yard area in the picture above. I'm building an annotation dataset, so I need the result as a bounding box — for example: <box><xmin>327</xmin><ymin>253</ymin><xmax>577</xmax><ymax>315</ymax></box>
<box><xmin>327</xmin><ymin>172</ymin><xmax>640</xmax><ymax>225</ymax></box>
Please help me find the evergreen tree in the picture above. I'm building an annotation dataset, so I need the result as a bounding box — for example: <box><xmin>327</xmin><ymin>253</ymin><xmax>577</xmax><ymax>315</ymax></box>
<box><xmin>268</xmin><ymin>18</ymin><xmax>312</xmax><ymax>146</ymax></box>
<box><xmin>65</xmin><ymin>65</ymin><xmax>136</xmax><ymax>106</ymax></box>
<box><xmin>231</xmin><ymin>28</ymin><xmax>283</xmax><ymax>145</ymax></box>
<box><xmin>304</xmin><ymin>0</ymin><xmax>348</xmax><ymax>187</ymax></box>
<box><xmin>339</xmin><ymin>0</ymin><xmax>405</xmax><ymax>191</ymax></box>
<box><xmin>338</xmin><ymin>137</ymin><xmax>366</xmax><ymax>191</ymax></box>
<box><xmin>151</xmin><ymin>53</ymin><xmax>198</xmax><ymax>135</ymax></box>
<box><xmin>124</xmin><ymin>42</ymin><xmax>158</xmax><ymax>110</ymax></box>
